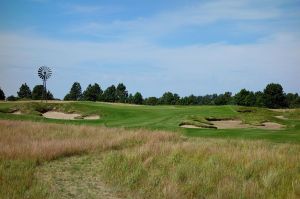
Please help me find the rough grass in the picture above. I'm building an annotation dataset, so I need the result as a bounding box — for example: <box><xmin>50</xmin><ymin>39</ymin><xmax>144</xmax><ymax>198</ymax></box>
<box><xmin>1</xmin><ymin>120</ymin><xmax>300</xmax><ymax>198</ymax></box>
<box><xmin>100</xmin><ymin>139</ymin><xmax>300</xmax><ymax>199</ymax></box>
<box><xmin>0</xmin><ymin>120</ymin><xmax>177</xmax><ymax>198</ymax></box>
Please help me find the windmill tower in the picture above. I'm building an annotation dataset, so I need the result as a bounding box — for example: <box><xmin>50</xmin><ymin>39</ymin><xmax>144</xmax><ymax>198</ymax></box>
<box><xmin>38</xmin><ymin>66</ymin><xmax>52</xmax><ymax>102</ymax></box>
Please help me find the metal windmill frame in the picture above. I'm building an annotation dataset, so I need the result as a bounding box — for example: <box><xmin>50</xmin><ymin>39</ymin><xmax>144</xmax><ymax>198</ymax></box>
<box><xmin>38</xmin><ymin>66</ymin><xmax>52</xmax><ymax>102</ymax></box>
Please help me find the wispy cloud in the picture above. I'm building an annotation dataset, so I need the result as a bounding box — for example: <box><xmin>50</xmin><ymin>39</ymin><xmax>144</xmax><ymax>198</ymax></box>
<box><xmin>0</xmin><ymin>32</ymin><xmax>299</xmax><ymax>98</ymax></box>
<box><xmin>62</xmin><ymin>3</ymin><xmax>122</xmax><ymax>15</ymax></box>
<box><xmin>29</xmin><ymin>0</ymin><xmax>49</xmax><ymax>3</ymax></box>
<box><xmin>69</xmin><ymin>0</ymin><xmax>284</xmax><ymax>40</ymax></box>
<box><xmin>1</xmin><ymin>0</ymin><xmax>299</xmax><ymax>98</ymax></box>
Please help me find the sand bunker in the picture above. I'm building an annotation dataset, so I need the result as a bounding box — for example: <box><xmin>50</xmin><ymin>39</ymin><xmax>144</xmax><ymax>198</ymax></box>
<box><xmin>42</xmin><ymin>111</ymin><xmax>100</xmax><ymax>120</ymax></box>
<box><xmin>211</xmin><ymin>120</ymin><xmax>251</xmax><ymax>129</ymax></box>
<box><xmin>274</xmin><ymin>115</ymin><xmax>288</xmax><ymax>120</ymax></box>
<box><xmin>43</xmin><ymin>111</ymin><xmax>81</xmax><ymax>120</ymax></box>
<box><xmin>180</xmin><ymin>120</ymin><xmax>284</xmax><ymax>130</ymax></box>
<box><xmin>83</xmin><ymin>115</ymin><xmax>100</xmax><ymax>120</ymax></box>
<box><xmin>12</xmin><ymin>110</ymin><xmax>22</xmax><ymax>115</ymax></box>
<box><xmin>270</xmin><ymin>109</ymin><xmax>296</xmax><ymax>112</ymax></box>
<box><xmin>257</xmin><ymin>122</ymin><xmax>285</xmax><ymax>130</ymax></box>
<box><xmin>180</xmin><ymin>125</ymin><xmax>202</xmax><ymax>129</ymax></box>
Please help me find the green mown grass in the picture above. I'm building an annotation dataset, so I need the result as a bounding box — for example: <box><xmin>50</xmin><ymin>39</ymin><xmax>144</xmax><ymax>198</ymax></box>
<box><xmin>0</xmin><ymin>101</ymin><xmax>299</xmax><ymax>143</ymax></box>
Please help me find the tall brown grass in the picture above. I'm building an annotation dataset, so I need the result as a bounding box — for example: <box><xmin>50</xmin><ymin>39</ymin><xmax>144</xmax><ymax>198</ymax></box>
<box><xmin>0</xmin><ymin>120</ymin><xmax>177</xmax><ymax>161</ymax></box>
<box><xmin>1</xmin><ymin>120</ymin><xmax>300</xmax><ymax>199</ymax></box>
<box><xmin>0</xmin><ymin>120</ymin><xmax>177</xmax><ymax>198</ymax></box>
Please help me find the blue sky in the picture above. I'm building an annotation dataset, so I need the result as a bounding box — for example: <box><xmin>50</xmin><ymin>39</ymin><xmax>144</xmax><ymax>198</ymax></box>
<box><xmin>0</xmin><ymin>0</ymin><xmax>300</xmax><ymax>99</ymax></box>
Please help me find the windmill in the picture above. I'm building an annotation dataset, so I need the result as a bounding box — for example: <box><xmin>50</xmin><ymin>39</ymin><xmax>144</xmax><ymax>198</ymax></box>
<box><xmin>38</xmin><ymin>66</ymin><xmax>52</xmax><ymax>102</ymax></box>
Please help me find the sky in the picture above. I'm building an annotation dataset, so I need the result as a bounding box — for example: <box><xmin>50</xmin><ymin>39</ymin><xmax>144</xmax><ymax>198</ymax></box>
<box><xmin>0</xmin><ymin>0</ymin><xmax>300</xmax><ymax>99</ymax></box>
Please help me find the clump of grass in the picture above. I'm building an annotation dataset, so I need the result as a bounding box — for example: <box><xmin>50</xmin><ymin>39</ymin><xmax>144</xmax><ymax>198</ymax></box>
<box><xmin>237</xmin><ymin>107</ymin><xmax>256</xmax><ymax>113</ymax></box>
<box><xmin>179</xmin><ymin>115</ymin><xmax>217</xmax><ymax>129</ymax></box>
<box><xmin>205</xmin><ymin>116</ymin><xmax>234</xmax><ymax>121</ymax></box>
<box><xmin>179</xmin><ymin>120</ymin><xmax>217</xmax><ymax>129</ymax></box>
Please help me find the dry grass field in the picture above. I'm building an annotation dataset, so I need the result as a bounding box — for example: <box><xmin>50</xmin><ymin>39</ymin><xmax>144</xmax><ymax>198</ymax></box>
<box><xmin>1</xmin><ymin>120</ymin><xmax>300</xmax><ymax>198</ymax></box>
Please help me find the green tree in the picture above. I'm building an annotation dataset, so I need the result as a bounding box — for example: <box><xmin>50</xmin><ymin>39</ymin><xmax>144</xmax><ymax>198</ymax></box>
<box><xmin>127</xmin><ymin>94</ymin><xmax>134</xmax><ymax>104</ymax></box>
<box><xmin>32</xmin><ymin>85</ymin><xmax>54</xmax><ymax>100</ymax></box>
<box><xmin>186</xmin><ymin>95</ymin><xmax>198</xmax><ymax>105</ymax></box>
<box><xmin>0</xmin><ymin>87</ymin><xmax>5</xmax><ymax>100</ymax></box>
<box><xmin>215</xmin><ymin>92</ymin><xmax>232</xmax><ymax>105</ymax></box>
<box><xmin>103</xmin><ymin>85</ymin><xmax>117</xmax><ymax>102</ymax></box>
<box><xmin>254</xmin><ymin>91</ymin><xmax>264</xmax><ymax>107</ymax></box>
<box><xmin>197</xmin><ymin>95</ymin><xmax>216</xmax><ymax>105</ymax></box>
<box><xmin>82</xmin><ymin>83</ymin><xmax>103</xmax><ymax>101</ymax></box>
<box><xmin>285</xmin><ymin>93</ymin><xmax>300</xmax><ymax>108</ymax></box>
<box><xmin>64</xmin><ymin>82</ymin><xmax>82</xmax><ymax>101</ymax></box>
<box><xmin>234</xmin><ymin>89</ymin><xmax>255</xmax><ymax>106</ymax></box>
<box><xmin>47</xmin><ymin>91</ymin><xmax>54</xmax><ymax>100</ymax></box>
<box><xmin>244</xmin><ymin>92</ymin><xmax>256</xmax><ymax>106</ymax></box>
<box><xmin>116</xmin><ymin>83</ymin><xmax>128</xmax><ymax>103</ymax></box>
<box><xmin>263</xmin><ymin>83</ymin><xmax>287</xmax><ymax>108</ymax></box>
<box><xmin>6</xmin><ymin>95</ymin><xmax>17</xmax><ymax>101</ymax></box>
<box><xmin>32</xmin><ymin>85</ymin><xmax>43</xmax><ymax>100</ymax></box>
<box><xmin>17</xmin><ymin>83</ymin><xmax>32</xmax><ymax>99</ymax></box>
<box><xmin>159</xmin><ymin>92</ymin><xmax>180</xmax><ymax>105</ymax></box>
<box><xmin>133</xmin><ymin>92</ymin><xmax>143</xmax><ymax>104</ymax></box>
<box><xmin>64</xmin><ymin>94</ymin><xmax>71</xmax><ymax>101</ymax></box>
<box><xmin>144</xmin><ymin>97</ymin><xmax>158</xmax><ymax>105</ymax></box>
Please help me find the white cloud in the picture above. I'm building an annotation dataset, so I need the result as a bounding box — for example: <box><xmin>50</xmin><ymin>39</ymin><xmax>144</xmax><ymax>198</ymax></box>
<box><xmin>0</xmin><ymin>32</ymin><xmax>299</xmax><ymax>98</ymax></box>
<box><xmin>61</xmin><ymin>3</ymin><xmax>123</xmax><ymax>16</ymax></box>
<box><xmin>69</xmin><ymin>0</ymin><xmax>283</xmax><ymax>39</ymax></box>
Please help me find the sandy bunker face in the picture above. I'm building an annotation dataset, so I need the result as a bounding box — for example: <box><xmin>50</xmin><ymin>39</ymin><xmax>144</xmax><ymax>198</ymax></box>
<box><xmin>180</xmin><ymin>120</ymin><xmax>284</xmax><ymax>130</ymax></box>
<box><xmin>12</xmin><ymin>110</ymin><xmax>22</xmax><ymax>115</ymax></box>
<box><xmin>42</xmin><ymin>111</ymin><xmax>100</xmax><ymax>120</ymax></box>
<box><xmin>180</xmin><ymin>125</ymin><xmax>203</xmax><ymax>129</ymax></box>
<box><xmin>274</xmin><ymin>115</ymin><xmax>288</xmax><ymax>120</ymax></box>
<box><xmin>84</xmin><ymin>115</ymin><xmax>100</xmax><ymax>120</ymax></box>
<box><xmin>211</xmin><ymin>120</ymin><xmax>250</xmax><ymax>129</ymax></box>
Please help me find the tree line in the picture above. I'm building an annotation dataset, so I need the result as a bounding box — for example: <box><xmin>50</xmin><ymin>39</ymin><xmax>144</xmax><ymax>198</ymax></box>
<box><xmin>0</xmin><ymin>82</ymin><xmax>299</xmax><ymax>108</ymax></box>
<box><xmin>0</xmin><ymin>84</ymin><xmax>54</xmax><ymax>101</ymax></box>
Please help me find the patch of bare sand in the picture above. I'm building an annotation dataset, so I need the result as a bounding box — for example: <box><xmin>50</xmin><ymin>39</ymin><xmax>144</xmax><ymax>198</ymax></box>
<box><xmin>43</xmin><ymin>111</ymin><xmax>81</xmax><ymax>120</ymax></box>
<box><xmin>84</xmin><ymin>115</ymin><xmax>100</xmax><ymax>120</ymax></box>
<box><xmin>12</xmin><ymin>110</ymin><xmax>22</xmax><ymax>115</ymax></box>
<box><xmin>180</xmin><ymin>124</ymin><xmax>202</xmax><ymax>129</ymax></box>
<box><xmin>211</xmin><ymin>120</ymin><xmax>251</xmax><ymax>129</ymax></box>
<box><xmin>269</xmin><ymin>108</ymin><xmax>296</xmax><ymax>112</ymax></box>
<box><xmin>43</xmin><ymin>111</ymin><xmax>100</xmax><ymax>120</ymax></box>
<box><xmin>274</xmin><ymin>115</ymin><xmax>288</xmax><ymax>120</ymax></box>
<box><xmin>181</xmin><ymin>120</ymin><xmax>284</xmax><ymax>130</ymax></box>
<box><xmin>257</xmin><ymin>122</ymin><xmax>285</xmax><ymax>130</ymax></box>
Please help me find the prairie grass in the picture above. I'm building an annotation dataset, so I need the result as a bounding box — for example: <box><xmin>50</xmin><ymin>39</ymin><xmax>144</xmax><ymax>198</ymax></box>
<box><xmin>0</xmin><ymin>120</ymin><xmax>177</xmax><ymax>198</ymax></box>
<box><xmin>0</xmin><ymin>120</ymin><xmax>300</xmax><ymax>198</ymax></box>
<box><xmin>100</xmin><ymin>138</ymin><xmax>300</xmax><ymax>199</ymax></box>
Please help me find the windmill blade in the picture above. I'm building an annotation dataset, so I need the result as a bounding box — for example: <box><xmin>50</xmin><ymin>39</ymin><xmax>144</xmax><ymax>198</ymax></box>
<box><xmin>38</xmin><ymin>66</ymin><xmax>52</xmax><ymax>80</ymax></box>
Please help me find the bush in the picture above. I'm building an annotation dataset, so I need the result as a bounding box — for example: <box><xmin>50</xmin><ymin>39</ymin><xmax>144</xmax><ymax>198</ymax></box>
<box><xmin>6</xmin><ymin>95</ymin><xmax>18</xmax><ymax>101</ymax></box>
